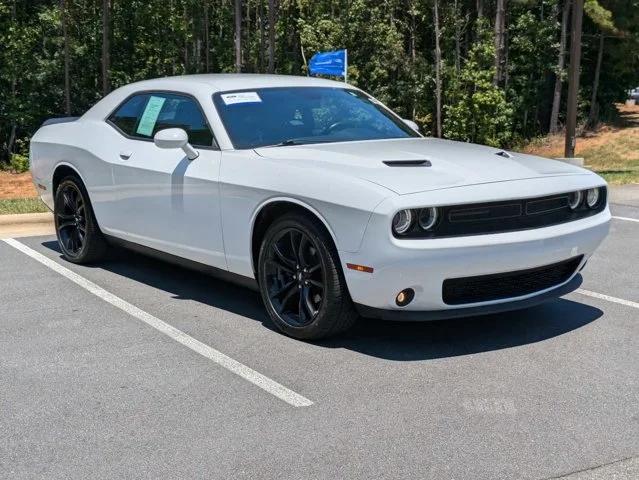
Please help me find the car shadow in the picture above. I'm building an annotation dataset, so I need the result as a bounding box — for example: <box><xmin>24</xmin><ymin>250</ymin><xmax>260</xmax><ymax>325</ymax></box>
<box><xmin>42</xmin><ymin>240</ymin><xmax>604</xmax><ymax>361</ymax></box>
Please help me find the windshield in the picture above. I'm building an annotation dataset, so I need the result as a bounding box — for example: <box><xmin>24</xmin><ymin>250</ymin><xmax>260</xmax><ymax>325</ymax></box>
<box><xmin>213</xmin><ymin>87</ymin><xmax>420</xmax><ymax>149</ymax></box>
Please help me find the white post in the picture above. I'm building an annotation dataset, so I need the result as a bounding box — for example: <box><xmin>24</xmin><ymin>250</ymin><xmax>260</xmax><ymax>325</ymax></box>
<box><xmin>344</xmin><ymin>49</ymin><xmax>348</xmax><ymax>84</ymax></box>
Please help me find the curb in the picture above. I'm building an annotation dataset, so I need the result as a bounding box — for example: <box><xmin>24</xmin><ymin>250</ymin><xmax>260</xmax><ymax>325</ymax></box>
<box><xmin>0</xmin><ymin>212</ymin><xmax>53</xmax><ymax>227</ymax></box>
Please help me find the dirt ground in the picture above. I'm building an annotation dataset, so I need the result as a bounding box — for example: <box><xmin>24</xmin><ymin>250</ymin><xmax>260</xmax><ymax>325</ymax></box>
<box><xmin>0</xmin><ymin>171</ymin><xmax>37</xmax><ymax>200</ymax></box>
<box><xmin>520</xmin><ymin>103</ymin><xmax>639</xmax><ymax>184</ymax></box>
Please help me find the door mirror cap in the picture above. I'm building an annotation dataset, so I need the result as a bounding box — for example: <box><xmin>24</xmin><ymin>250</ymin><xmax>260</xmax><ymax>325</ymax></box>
<box><xmin>153</xmin><ymin>128</ymin><xmax>199</xmax><ymax>160</ymax></box>
<box><xmin>403</xmin><ymin>119</ymin><xmax>420</xmax><ymax>133</ymax></box>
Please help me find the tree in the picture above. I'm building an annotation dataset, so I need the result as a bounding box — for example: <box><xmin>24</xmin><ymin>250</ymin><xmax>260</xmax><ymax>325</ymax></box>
<box><xmin>235</xmin><ymin>0</ymin><xmax>242</xmax><ymax>72</ymax></box>
<box><xmin>565</xmin><ymin>0</ymin><xmax>584</xmax><ymax>158</ymax></box>
<box><xmin>61</xmin><ymin>0</ymin><xmax>70</xmax><ymax>115</ymax></box>
<box><xmin>433</xmin><ymin>0</ymin><xmax>442</xmax><ymax>138</ymax></box>
<box><xmin>268</xmin><ymin>0</ymin><xmax>276</xmax><ymax>73</ymax></box>
<box><xmin>101</xmin><ymin>0</ymin><xmax>110</xmax><ymax>96</ymax></box>
<box><xmin>549</xmin><ymin>0</ymin><xmax>571</xmax><ymax>134</ymax></box>
<box><xmin>584</xmin><ymin>0</ymin><xmax>617</xmax><ymax>128</ymax></box>
<box><xmin>493</xmin><ymin>0</ymin><xmax>507</xmax><ymax>86</ymax></box>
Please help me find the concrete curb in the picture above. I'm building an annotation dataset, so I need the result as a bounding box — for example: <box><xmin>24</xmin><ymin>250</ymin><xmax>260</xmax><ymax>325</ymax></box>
<box><xmin>0</xmin><ymin>212</ymin><xmax>53</xmax><ymax>226</ymax></box>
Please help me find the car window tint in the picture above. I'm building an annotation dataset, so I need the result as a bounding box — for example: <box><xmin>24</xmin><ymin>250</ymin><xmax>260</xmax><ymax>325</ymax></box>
<box><xmin>213</xmin><ymin>87</ymin><xmax>419</xmax><ymax>149</ymax></box>
<box><xmin>109</xmin><ymin>93</ymin><xmax>214</xmax><ymax>147</ymax></box>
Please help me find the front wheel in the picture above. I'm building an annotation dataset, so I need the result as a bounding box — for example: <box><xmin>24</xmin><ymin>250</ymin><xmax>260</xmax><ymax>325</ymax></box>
<box><xmin>54</xmin><ymin>176</ymin><xmax>108</xmax><ymax>264</ymax></box>
<box><xmin>258</xmin><ymin>212</ymin><xmax>358</xmax><ymax>340</ymax></box>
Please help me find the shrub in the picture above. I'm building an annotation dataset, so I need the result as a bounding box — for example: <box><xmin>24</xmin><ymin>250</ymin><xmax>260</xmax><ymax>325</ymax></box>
<box><xmin>9</xmin><ymin>153</ymin><xmax>29</xmax><ymax>173</ymax></box>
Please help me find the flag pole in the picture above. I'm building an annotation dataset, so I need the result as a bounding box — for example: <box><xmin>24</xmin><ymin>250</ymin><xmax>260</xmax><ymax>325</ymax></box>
<box><xmin>344</xmin><ymin>49</ymin><xmax>348</xmax><ymax>84</ymax></box>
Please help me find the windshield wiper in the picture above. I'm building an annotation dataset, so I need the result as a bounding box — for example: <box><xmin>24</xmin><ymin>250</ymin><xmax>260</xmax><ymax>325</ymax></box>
<box><xmin>265</xmin><ymin>137</ymin><xmax>338</xmax><ymax>147</ymax></box>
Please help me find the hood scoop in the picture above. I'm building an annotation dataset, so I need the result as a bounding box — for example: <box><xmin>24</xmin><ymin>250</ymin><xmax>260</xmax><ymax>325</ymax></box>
<box><xmin>383</xmin><ymin>159</ymin><xmax>432</xmax><ymax>167</ymax></box>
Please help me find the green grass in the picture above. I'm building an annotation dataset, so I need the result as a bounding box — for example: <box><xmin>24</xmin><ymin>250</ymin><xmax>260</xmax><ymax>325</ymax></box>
<box><xmin>0</xmin><ymin>197</ymin><xmax>49</xmax><ymax>215</ymax></box>
<box><xmin>596</xmin><ymin>170</ymin><xmax>639</xmax><ymax>185</ymax></box>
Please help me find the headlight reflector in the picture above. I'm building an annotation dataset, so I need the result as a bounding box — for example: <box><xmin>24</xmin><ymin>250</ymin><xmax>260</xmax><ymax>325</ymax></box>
<box><xmin>417</xmin><ymin>207</ymin><xmax>438</xmax><ymax>230</ymax></box>
<box><xmin>586</xmin><ymin>188</ymin><xmax>600</xmax><ymax>208</ymax></box>
<box><xmin>568</xmin><ymin>191</ymin><xmax>582</xmax><ymax>210</ymax></box>
<box><xmin>392</xmin><ymin>209</ymin><xmax>413</xmax><ymax>235</ymax></box>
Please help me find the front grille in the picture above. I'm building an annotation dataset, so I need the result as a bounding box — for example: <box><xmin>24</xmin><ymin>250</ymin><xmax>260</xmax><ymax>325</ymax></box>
<box><xmin>395</xmin><ymin>188</ymin><xmax>607</xmax><ymax>239</ymax></box>
<box><xmin>442</xmin><ymin>256</ymin><xmax>583</xmax><ymax>305</ymax></box>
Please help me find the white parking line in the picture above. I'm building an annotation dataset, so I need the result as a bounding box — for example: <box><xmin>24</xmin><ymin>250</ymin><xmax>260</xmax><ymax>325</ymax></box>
<box><xmin>2</xmin><ymin>238</ymin><xmax>314</xmax><ymax>408</ymax></box>
<box><xmin>612</xmin><ymin>215</ymin><xmax>639</xmax><ymax>223</ymax></box>
<box><xmin>576</xmin><ymin>289</ymin><xmax>639</xmax><ymax>310</ymax></box>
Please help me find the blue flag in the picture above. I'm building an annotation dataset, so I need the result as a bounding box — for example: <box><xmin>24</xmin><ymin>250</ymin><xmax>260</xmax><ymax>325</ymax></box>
<box><xmin>308</xmin><ymin>49</ymin><xmax>348</xmax><ymax>80</ymax></box>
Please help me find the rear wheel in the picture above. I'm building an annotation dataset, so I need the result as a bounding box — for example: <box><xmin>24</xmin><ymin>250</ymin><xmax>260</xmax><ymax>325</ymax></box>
<box><xmin>258</xmin><ymin>212</ymin><xmax>358</xmax><ymax>340</ymax></box>
<box><xmin>54</xmin><ymin>176</ymin><xmax>107</xmax><ymax>264</ymax></box>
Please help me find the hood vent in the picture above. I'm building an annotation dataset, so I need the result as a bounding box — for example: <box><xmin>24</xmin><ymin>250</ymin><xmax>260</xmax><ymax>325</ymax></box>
<box><xmin>495</xmin><ymin>151</ymin><xmax>513</xmax><ymax>158</ymax></box>
<box><xmin>383</xmin><ymin>159</ymin><xmax>432</xmax><ymax>167</ymax></box>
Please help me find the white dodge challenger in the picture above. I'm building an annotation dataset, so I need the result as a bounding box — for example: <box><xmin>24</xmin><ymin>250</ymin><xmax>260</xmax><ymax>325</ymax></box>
<box><xmin>30</xmin><ymin>74</ymin><xmax>610</xmax><ymax>339</ymax></box>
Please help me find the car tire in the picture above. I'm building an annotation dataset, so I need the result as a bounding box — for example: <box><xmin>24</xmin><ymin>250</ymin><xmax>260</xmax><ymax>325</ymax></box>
<box><xmin>54</xmin><ymin>175</ymin><xmax>108</xmax><ymax>264</ymax></box>
<box><xmin>258</xmin><ymin>212</ymin><xmax>358</xmax><ymax>340</ymax></box>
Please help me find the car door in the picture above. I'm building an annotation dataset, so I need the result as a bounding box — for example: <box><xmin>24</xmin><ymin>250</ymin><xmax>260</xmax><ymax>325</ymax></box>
<box><xmin>106</xmin><ymin>91</ymin><xmax>226</xmax><ymax>269</ymax></box>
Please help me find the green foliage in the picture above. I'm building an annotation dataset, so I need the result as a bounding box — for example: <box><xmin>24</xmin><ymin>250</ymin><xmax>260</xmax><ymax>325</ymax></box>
<box><xmin>444</xmin><ymin>20</ymin><xmax>514</xmax><ymax>147</ymax></box>
<box><xmin>8</xmin><ymin>153</ymin><xmax>29</xmax><ymax>173</ymax></box>
<box><xmin>0</xmin><ymin>0</ymin><xmax>637</xmax><ymax>163</ymax></box>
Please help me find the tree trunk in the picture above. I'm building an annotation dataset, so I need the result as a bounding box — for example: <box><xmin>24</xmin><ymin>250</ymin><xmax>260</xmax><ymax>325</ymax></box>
<box><xmin>550</xmin><ymin>0</ymin><xmax>571</xmax><ymax>134</ymax></box>
<box><xmin>259</xmin><ymin>0</ymin><xmax>265</xmax><ymax>72</ymax></box>
<box><xmin>587</xmin><ymin>33</ymin><xmax>604</xmax><ymax>128</ymax></box>
<box><xmin>433</xmin><ymin>0</ymin><xmax>442</xmax><ymax>138</ymax></box>
<box><xmin>234</xmin><ymin>0</ymin><xmax>242</xmax><ymax>72</ymax></box>
<box><xmin>204</xmin><ymin>3</ymin><xmax>210</xmax><ymax>72</ymax></box>
<box><xmin>61</xmin><ymin>0</ymin><xmax>71</xmax><ymax>114</ymax></box>
<box><xmin>101</xmin><ymin>0</ymin><xmax>110</xmax><ymax>96</ymax></box>
<box><xmin>454</xmin><ymin>0</ymin><xmax>461</xmax><ymax>74</ymax></box>
<box><xmin>476</xmin><ymin>0</ymin><xmax>483</xmax><ymax>18</ymax></box>
<box><xmin>565</xmin><ymin>0</ymin><xmax>584</xmax><ymax>158</ymax></box>
<box><xmin>7</xmin><ymin>124</ymin><xmax>17</xmax><ymax>158</ymax></box>
<box><xmin>268</xmin><ymin>0</ymin><xmax>276</xmax><ymax>73</ymax></box>
<box><xmin>493</xmin><ymin>0</ymin><xmax>506</xmax><ymax>86</ymax></box>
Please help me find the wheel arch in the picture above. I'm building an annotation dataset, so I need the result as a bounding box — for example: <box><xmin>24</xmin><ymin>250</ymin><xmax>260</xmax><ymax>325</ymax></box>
<box><xmin>52</xmin><ymin>162</ymin><xmax>87</xmax><ymax>195</ymax></box>
<box><xmin>250</xmin><ymin>197</ymin><xmax>340</xmax><ymax>278</ymax></box>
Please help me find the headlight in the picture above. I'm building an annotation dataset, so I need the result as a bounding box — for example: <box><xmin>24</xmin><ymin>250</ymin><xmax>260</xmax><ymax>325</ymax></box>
<box><xmin>418</xmin><ymin>207</ymin><xmax>438</xmax><ymax>230</ymax></box>
<box><xmin>392</xmin><ymin>209</ymin><xmax>413</xmax><ymax>235</ymax></box>
<box><xmin>568</xmin><ymin>191</ymin><xmax>582</xmax><ymax>210</ymax></box>
<box><xmin>586</xmin><ymin>188</ymin><xmax>600</xmax><ymax>208</ymax></box>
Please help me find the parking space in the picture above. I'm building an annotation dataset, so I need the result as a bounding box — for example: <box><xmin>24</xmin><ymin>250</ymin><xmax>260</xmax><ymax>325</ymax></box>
<box><xmin>1</xmin><ymin>204</ymin><xmax>638</xmax><ymax>479</ymax></box>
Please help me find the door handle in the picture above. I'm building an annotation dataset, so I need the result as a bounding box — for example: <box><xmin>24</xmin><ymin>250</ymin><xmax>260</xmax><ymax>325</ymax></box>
<box><xmin>119</xmin><ymin>151</ymin><xmax>132</xmax><ymax>160</ymax></box>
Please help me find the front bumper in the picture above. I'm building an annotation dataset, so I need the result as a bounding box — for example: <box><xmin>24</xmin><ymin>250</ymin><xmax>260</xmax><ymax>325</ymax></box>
<box><xmin>341</xmin><ymin>207</ymin><xmax>610</xmax><ymax>318</ymax></box>
<box><xmin>355</xmin><ymin>274</ymin><xmax>583</xmax><ymax>321</ymax></box>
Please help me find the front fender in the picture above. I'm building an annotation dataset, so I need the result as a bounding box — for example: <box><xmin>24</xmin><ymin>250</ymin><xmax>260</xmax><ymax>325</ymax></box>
<box><xmin>220</xmin><ymin>151</ymin><xmax>391</xmax><ymax>278</ymax></box>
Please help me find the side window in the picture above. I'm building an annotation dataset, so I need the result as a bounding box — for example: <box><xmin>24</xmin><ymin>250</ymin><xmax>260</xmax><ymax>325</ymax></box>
<box><xmin>108</xmin><ymin>93</ymin><xmax>214</xmax><ymax>147</ymax></box>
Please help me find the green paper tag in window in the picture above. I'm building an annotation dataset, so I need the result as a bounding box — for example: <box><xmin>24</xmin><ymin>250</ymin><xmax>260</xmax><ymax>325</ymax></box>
<box><xmin>136</xmin><ymin>96</ymin><xmax>166</xmax><ymax>136</ymax></box>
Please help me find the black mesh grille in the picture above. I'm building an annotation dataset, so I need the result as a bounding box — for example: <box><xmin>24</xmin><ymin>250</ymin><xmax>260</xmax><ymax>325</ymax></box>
<box><xmin>442</xmin><ymin>256</ymin><xmax>583</xmax><ymax>305</ymax></box>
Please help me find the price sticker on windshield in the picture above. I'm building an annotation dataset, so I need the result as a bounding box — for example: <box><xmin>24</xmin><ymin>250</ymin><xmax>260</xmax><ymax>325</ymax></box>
<box><xmin>221</xmin><ymin>92</ymin><xmax>262</xmax><ymax>105</ymax></box>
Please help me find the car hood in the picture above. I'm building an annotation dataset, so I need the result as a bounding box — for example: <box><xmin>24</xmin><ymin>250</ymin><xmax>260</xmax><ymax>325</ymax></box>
<box><xmin>254</xmin><ymin>137</ymin><xmax>588</xmax><ymax>195</ymax></box>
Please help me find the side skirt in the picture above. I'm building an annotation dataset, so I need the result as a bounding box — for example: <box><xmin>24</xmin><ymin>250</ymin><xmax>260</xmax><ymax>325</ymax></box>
<box><xmin>103</xmin><ymin>234</ymin><xmax>259</xmax><ymax>292</ymax></box>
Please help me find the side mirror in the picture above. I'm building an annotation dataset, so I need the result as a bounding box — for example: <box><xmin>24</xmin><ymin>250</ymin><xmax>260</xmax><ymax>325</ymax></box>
<box><xmin>403</xmin><ymin>119</ymin><xmax>420</xmax><ymax>133</ymax></box>
<box><xmin>153</xmin><ymin>128</ymin><xmax>199</xmax><ymax>160</ymax></box>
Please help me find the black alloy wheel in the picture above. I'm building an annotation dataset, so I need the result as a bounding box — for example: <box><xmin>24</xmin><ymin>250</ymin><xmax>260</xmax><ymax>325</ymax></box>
<box><xmin>264</xmin><ymin>227</ymin><xmax>325</xmax><ymax>327</ymax></box>
<box><xmin>56</xmin><ymin>182</ymin><xmax>87</xmax><ymax>258</ymax></box>
<box><xmin>258</xmin><ymin>213</ymin><xmax>358</xmax><ymax>340</ymax></box>
<box><xmin>54</xmin><ymin>176</ymin><xmax>108</xmax><ymax>264</ymax></box>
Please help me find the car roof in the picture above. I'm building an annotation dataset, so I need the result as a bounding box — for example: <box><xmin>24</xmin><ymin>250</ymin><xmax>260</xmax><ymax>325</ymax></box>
<box><xmin>125</xmin><ymin>74</ymin><xmax>348</xmax><ymax>92</ymax></box>
<box><xmin>82</xmin><ymin>74</ymin><xmax>355</xmax><ymax>122</ymax></box>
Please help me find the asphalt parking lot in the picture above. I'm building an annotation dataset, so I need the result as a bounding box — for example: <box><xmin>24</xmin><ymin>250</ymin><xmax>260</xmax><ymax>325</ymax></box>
<box><xmin>1</xmin><ymin>204</ymin><xmax>638</xmax><ymax>480</ymax></box>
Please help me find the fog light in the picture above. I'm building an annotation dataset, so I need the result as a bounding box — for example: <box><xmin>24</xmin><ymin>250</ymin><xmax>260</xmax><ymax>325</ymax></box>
<box><xmin>395</xmin><ymin>288</ymin><xmax>415</xmax><ymax>307</ymax></box>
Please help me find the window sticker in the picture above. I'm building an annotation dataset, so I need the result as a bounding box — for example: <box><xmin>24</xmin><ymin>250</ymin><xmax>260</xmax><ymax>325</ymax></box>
<box><xmin>136</xmin><ymin>96</ymin><xmax>166</xmax><ymax>136</ymax></box>
<box><xmin>220</xmin><ymin>92</ymin><xmax>262</xmax><ymax>105</ymax></box>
